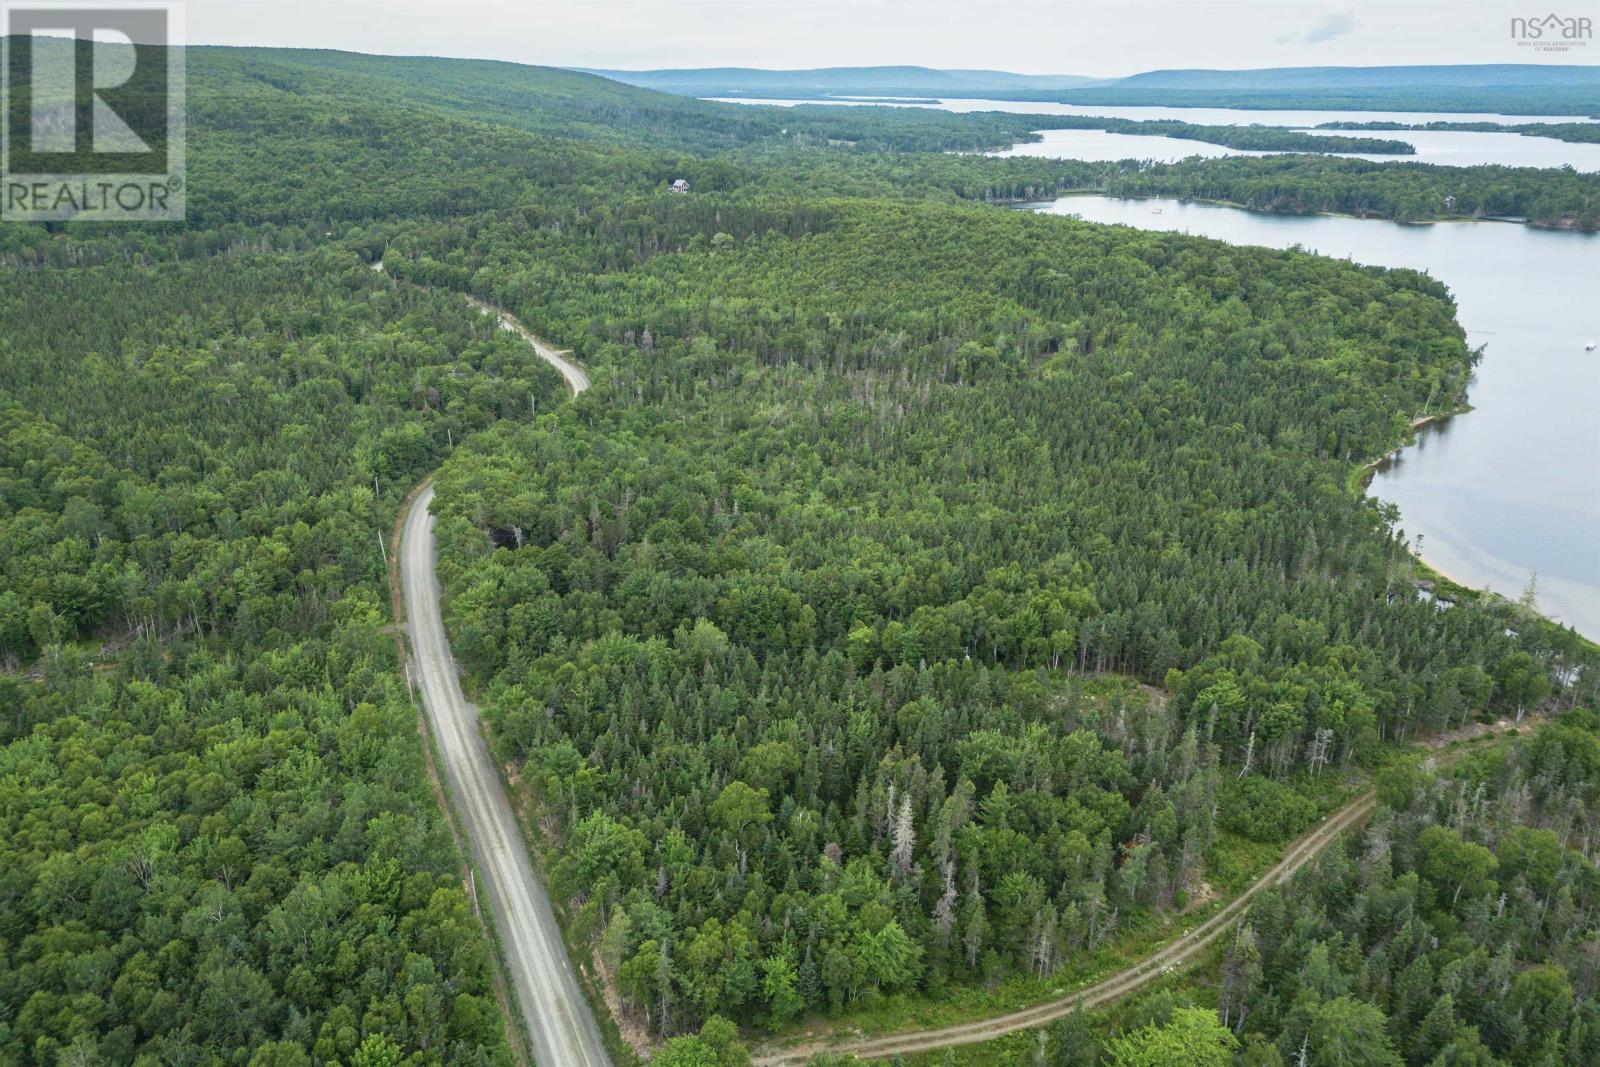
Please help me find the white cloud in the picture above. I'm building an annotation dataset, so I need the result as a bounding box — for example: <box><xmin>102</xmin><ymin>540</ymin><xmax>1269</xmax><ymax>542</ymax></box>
<box><xmin>1304</xmin><ymin>10</ymin><xmax>1358</xmax><ymax>45</ymax></box>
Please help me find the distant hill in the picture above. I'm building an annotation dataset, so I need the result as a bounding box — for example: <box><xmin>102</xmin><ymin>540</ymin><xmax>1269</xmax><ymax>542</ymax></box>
<box><xmin>172</xmin><ymin>47</ymin><xmax>1106</xmax><ymax>157</ymax></box>
<box><xmin>586</xmin><ymin>62</ymin><xmax>1600</xmax><ymax>114</ymax></box>
<box><xmin>944</xmin><ymin>68</ymin><xmax>1109</xmax><ymax>90</ymax></box>
<box><xmin>1120</xmin><ymin>64</ymin><xmax>1600</xmax><ymax>89</ymax></box>
<box><xmin>582</xmin><ymin>65</ymin><xmax>1109</xmax><ymax>98</ymax></box>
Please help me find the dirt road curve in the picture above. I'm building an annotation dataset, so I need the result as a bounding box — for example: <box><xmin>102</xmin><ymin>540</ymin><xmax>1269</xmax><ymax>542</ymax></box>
<box><xmin>464</xmin><ymin>294</ymin><xmax>590</xmax><ymax>395</ymax></box>
<box><xmin>752</xmin><ymin>791</ymin><xmax>1379</xmax><ymax>1065</ymax></box>
<box><xmin>398</xmin><ymin>292</ymin><xmax>607</xmax><ymax>1067</ymax></box>
<box><xmin>371</xmin><ymin>261</ymin><xmax>588</xmax><ymax>395</ymax></box>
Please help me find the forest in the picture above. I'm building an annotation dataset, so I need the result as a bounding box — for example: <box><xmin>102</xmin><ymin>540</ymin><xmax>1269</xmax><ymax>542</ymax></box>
<box><xmin>0</xmin><ymin>246</ymin><xmax>570</xmax><ymax>1065</ymax></box>
<box><xmin>1202</xmin><ymin>715</ymin><xmax>1600</xmax><ymax>1066</ymax></box>
<box><xmin>1103</xmin><ymin>155</ymin><xmax>1600</xmax><ymax>229</ymax></box>
<box><xmin>1317</xmin><ymin>120</ymin><xmax>1600</xmax><ymax>145</ymax></box>
<box><xmin>408</xmin><ymin>190</ymin><xmax>1594</xmax><ymax>1045</ymax></box>
<box><xmin>2</xmin><ymin>44</ymin><xmax>1597</xmax><ymax>1067</ymax></box>
<box><xmin>1033</xmin><ymin>117</ymin><xmax>1414</xmax><ymax>154</ymax></box>
<box><xmin>919</xmin><ymin>715</ymin><xmax>1600</xmax><ymax>1067</ymax></box>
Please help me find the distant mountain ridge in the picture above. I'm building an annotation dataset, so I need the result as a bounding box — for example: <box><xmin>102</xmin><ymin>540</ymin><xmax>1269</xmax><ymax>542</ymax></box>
<box><xmin>1122</xmin><ymin>64</ymin><xmax>1600</xmax><ymax>89</ymax></box>
<box><xmin>586</xmin><ymin>63</ymin><xmax>1600</xmax><ymax>114</ymax></box>
<box><xmin>577</xmin><ymin>65</ymin><xmax>1111</xmax><ymax>96</ymax></box>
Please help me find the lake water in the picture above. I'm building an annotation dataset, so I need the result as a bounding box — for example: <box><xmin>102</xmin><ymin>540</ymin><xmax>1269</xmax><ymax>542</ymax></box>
<box><xmin>992</xmin><ymin>126</ymin><xmax>1600</xmax><ymax>170</ymax></box>
<box><xmin>711</xmin><ymin>97</ymin><xmax>1600</xmax><ymax>171</ymax></box>
<box><xmin>1026</xmin><ymin>195</ymin><xmax>1600</xmax><ymax>638</ymax></box>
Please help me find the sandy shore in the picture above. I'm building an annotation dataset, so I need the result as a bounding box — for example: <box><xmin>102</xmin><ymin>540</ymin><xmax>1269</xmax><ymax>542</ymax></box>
<box><xmin>1411</xmin><ymin>550</ymin><xmax>1477</xmax><ymax>593</ymax></box>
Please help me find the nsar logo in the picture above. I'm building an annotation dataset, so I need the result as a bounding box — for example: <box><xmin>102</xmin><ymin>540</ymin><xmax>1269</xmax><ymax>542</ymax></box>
<box><xmin>1510</xmin><ymin>11</ymin><xmax>1593</xmax><ymax>51</ymax></box>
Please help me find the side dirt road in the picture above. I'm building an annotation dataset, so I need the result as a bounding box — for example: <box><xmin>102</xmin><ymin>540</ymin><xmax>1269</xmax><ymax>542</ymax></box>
<box><xmin>752</xmin><ymin>792</ymin><xmax>1378</xmax><ymax>1065</ymax></box>
<box><xmin>753</xmin><ymin>717</ymin><xmax>1520</xmax><ymax>1065</ymax></box>
<box><xmin>394</xmin><ymin>274</ymin><xmax>609</xmax><ymax>1067</ymax></box>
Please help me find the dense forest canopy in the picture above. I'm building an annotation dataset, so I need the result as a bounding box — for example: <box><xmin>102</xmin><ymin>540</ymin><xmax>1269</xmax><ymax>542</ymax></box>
<box><xmin>0</xmin><ymin>251</ymin><xmax>566</xmax><ymax>1064</ymax></box>
<box><xmin>409</xmin><ymin>188</ymin><xmax>1593</xmax><ymax>1046</ymax></box>
<box><xmin>1203</xmin><ymin>715</ymin><xmax>1600</xmax><ymax>1067</ymax></box>
<box><xmin>1</xmin><ymin>45</ymin><xmax>1596</xmax><ymax>1067</ymax></box>
<box><xmin>1101</xmin><ymin>155</ymin><xmax>1600</xmax><ymax>229</ymax></box>
<box><xmin>980</xmin><ymin>714</ymin><xmax>1600</xmax><ymax>1067</ymax></box>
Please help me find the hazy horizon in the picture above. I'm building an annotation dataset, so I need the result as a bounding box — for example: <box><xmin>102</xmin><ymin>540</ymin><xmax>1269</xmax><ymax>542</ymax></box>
<box><xmin>185</xmin><ymin>1</ymin><xmax>1592</xmax><ymax>78</ymax></box>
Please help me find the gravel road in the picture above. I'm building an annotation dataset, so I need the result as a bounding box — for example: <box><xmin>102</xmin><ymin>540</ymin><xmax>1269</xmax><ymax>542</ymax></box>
<box><xmin>398</xmin><ymin>292</ymin><xmax>606</xmax><ymax>1066</ymax></box>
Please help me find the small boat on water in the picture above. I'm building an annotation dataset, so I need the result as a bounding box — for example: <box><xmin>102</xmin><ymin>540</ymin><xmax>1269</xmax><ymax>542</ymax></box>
<box><xmin>1587</xmin><ymin>341</ymin><xmax>1597</xmax><ymax>351</ymax></box>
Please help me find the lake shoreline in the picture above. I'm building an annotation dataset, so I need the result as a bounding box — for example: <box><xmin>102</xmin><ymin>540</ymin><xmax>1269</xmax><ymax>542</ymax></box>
<box><xmin>1361</xmin><ymin>417</ymin><xmax>1599</xmax><ymax>645</ymax></box>
<box><xmin>1040</xmin><ymin>189</ymin><xmax>1594</xmax><ymax>232</ymax></box>
<box><xmin>1353</xmin><ymin>407</ymin><xmax>1473</xmax><ymax>492</ymax></box>
<box><xmin>1029</xmin><ymin>191</ymin><xmax>1600</xmax><ymax>643</ymax></box>
<box><xmin>1407</xmin><ymin>550</ymin><xmax>1600</xmax><ymax>648</ymax></box>
<box><xmin>1349</xmin><ymin>399</ymin><xmax>1572</xmax><ymax>638</ymax></box>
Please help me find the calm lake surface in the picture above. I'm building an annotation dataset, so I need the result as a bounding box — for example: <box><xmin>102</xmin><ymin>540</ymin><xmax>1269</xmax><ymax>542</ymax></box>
<box><xmin>711</xmin><ymin>97</ymin><xmax>1600</xmax><ymax>171</ymax></box>
<box><xmin>1028</xmin><ymin>196</ymin><xmax>1600</xmax><ymax>638</ymax></box>
<box><xmin>992</xmin><ymin>126</ymin><xmax>1600</xmax><ymax>170</ymax></box>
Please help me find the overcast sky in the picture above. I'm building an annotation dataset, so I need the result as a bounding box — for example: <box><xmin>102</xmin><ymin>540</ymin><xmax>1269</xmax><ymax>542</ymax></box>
<box><xmin>185</xmin><ymin>2</ymin><xmax>1589</xmax><ymax>75</ymax></box>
